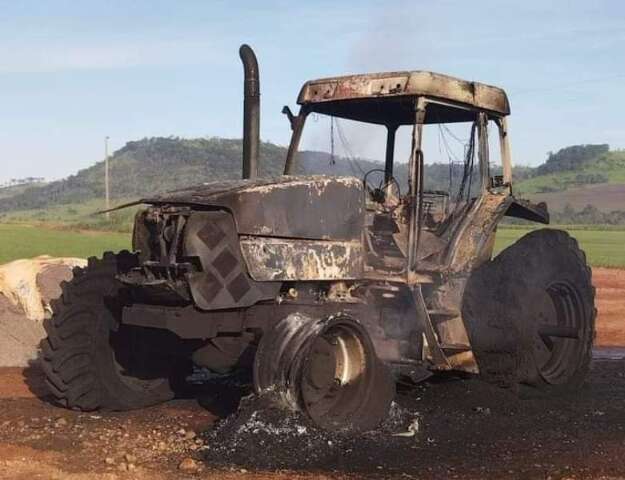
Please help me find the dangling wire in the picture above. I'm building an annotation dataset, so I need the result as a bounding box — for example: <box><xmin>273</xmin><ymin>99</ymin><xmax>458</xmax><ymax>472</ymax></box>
<box><xmin>454</xmin><ymin>120</ymin><xmax>477</xmax><ymax>206</ymax></box>
<box><xmin>435</xmin><ymin>119</ymin><xmax>477</xmax><ymax>223</ymax></box>
<box><xmin>335</xmin><ymin>119</ymin><xmax>366</xmax><ymax>176</ymax></box>
<box><xmin>438</xmin><ymin>124</ymin><xmax>459</xmax><ymax>197</ymax></box>
<box><xmin>329</xmin><ymin>116</ymin><xmax>336</xmax><ymax>166</ymax></box>
<box><xmin>437</xmin><ymin>121</ymin><xmax>477</xmax><ymax>208</ymax></box>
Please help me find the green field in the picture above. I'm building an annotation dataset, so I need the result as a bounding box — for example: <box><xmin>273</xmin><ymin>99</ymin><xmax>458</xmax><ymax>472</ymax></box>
<box><xmin>1</xmin><ymin>223</ymin><xmax>623</xmax><ymax>268</ymax></box>
<box><xmin>494</xmin><ymin>227</ymin><xmax>625</xmax><ymax>268</ymax></box>
<box><xmin>0</xmin><ymin>198</ymin><xmax>137</xmax><ymax>233</ymax></box>
<box><xmin>0</xmin><ymin>224</ymin><xmax>130</xmax><ymax>264</ymax></box>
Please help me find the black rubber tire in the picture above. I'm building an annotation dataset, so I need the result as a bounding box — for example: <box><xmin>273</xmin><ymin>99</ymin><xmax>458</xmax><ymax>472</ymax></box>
<box><xmin>463</xmin><ymin>229</ymin><xmax>596</xmax><ymax>394</ymax></box>
<box><xmin>41</xmin><ymin>251</ymin><xmax>186</xmax><ymax>411</ymax></box>
<box><xmin>254</xmin><ymin>313</ymin><xmax>395</xmax><ymax>432</ymax></box>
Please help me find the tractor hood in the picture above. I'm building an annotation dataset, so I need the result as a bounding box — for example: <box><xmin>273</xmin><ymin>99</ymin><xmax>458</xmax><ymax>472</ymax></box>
<box><xmin>142</xmin><ymin>175</ymin><xmax>365</xmax><ymax>241</ymax></box>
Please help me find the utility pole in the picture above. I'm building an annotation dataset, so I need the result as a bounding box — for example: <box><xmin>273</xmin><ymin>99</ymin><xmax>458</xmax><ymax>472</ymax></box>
<box><xmin>104</xmin><ymin>136</ymin><xmax>110</xmax><ymax>219</ymax></box>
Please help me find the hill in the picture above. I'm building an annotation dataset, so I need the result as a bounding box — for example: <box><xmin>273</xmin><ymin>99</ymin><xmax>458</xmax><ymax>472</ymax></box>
<box><xmin>0</xmin><ymin>138</ymin><xmax>287</xmax><ymax>212</ymax></box>
<box><xmin>516</xmin><ymin>147</ymin><xmax>625</xmax><ymax>218</ymax></box>
<box><xmin>517</xmin><ymin>149</ymin><xmax>625</xmax><ymax>195</ymax></box>
<box><xmin>0</xmin><ymin>179</ymin><xmax>47</xmax><ymax>200</ymax></box>
<box><xmin>1</xmin><ymin>138</ymin><xmax>624</xmax><ymax>227</ymax></box>
<box><xmin>0</xmin><ymin>137</ymin><xmax>478</xmax><ymax>214</ymax></box>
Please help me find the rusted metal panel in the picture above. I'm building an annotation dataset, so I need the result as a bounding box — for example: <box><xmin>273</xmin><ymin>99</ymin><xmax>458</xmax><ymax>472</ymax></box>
<box><xmin>141</xmin><ymin>175</ymin><xmax>365</xmax><ymax>242</ymax></box>
<box><xmin>446</xmin><ymin>350</ymin><xmax>479</xmax><ymax>373</ymax></box>
<box><xmin>183</xmin><ymin>211</ymin><xmax>280</xmax><ymax>310</ymax></box>
<box><xmin>446</xmin><ymin>191</ymin><xmax>513</xmax><ymax>274</ymax></box>
<box><xmin>240</xmin><ymin>237</ymin><xmax>363</xmax><ymax>281</ymax></box>
<box><xmin>298</xmin><ymin>71</ymin><xmax>510</xmax><ymax>117</ymax></box>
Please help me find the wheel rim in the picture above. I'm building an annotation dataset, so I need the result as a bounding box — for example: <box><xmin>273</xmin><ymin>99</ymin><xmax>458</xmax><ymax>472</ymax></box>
<box><xmin>299</xmin><ymin>321</ymin><xmax>373</xmax><ymax>428</ymax></box>
<box><xmin>533</xmin><ymin>281</ymin><xmax>588</xmax><ymax>384</ymax></box>
<box><xmin>254</xmin><ymin>313</ymin><xmax>394</xmax><ymax>432</ymax></box>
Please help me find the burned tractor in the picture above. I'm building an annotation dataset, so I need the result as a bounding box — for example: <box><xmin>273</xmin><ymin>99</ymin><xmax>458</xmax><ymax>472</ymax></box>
<box><xmin>42</xmin><ymin>45</ymin><xmax>595</xmax><ymax>432</ymax></box>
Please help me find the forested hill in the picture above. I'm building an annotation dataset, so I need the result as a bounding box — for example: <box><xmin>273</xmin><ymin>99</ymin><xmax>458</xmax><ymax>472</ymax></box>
<box><xmin>516</xmin><ymin>144</ymin><xmax>625</xmax><ymax>194</ymax></box>
<box><xmin>1</xmin><ymin>138</ymin><xmax>624</xmax><ymax>220</ymax></box>
<box><xmin>0</xmin><ymin>138</ymin><xmax>285</xmax><ymax>211</ymax></box>
<box><xmin>0</xmin><ymin>137</ymin><xmax>451</xmax><ymax>212</ymax></box>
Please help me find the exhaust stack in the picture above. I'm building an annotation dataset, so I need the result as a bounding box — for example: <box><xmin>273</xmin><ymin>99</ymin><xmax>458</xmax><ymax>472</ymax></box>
<box><xmin>239</xmin><ymin>44</ymin><xmax>260</xmax><ymax>179</ymax></box>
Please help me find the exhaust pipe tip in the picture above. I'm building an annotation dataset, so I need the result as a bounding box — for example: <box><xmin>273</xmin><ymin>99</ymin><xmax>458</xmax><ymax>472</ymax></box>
<box><xmin>240</xmin><ymin>44</ymin><xmax>260</xmax><ymax>179</ymax></box>
<box><xmin>239</xmin><ymin>44</ymin><xmax>259</xmax><ymax>97</ymax></box>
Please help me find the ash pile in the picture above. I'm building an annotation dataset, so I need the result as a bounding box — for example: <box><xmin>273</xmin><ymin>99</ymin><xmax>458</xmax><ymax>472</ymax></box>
<box><xmin>201</xmin><ymin>389</ymin><xmax>422</xmax><ymax>471</ymax></box>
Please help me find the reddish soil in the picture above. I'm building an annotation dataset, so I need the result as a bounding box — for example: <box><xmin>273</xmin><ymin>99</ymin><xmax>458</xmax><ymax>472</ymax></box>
<box><xmin>594</xmin><ymin>267</ymin><xmax>625</xmax><ymax>346</ymax></box>
<box><xmin>0</xmin><ymin>367</ymin><xmax>337</xmax><ymax>480</ymax></box>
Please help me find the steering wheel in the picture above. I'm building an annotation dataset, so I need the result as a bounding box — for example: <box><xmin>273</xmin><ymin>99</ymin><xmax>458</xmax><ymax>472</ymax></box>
<box><xmin>363</xmin><ymin>169</ymin><xmax>401</xmax><ymax>211</ymax></box>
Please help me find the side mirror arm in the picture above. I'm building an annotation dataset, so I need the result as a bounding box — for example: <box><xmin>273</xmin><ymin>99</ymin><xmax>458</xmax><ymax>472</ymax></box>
<box><xmin>282</xmin><ymin>106</ymin><xmax>297</xmax><ymax>130</ymax></box>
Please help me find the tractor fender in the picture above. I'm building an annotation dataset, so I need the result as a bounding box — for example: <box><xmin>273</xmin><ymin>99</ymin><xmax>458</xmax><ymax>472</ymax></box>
<box><xmin>505</xmin><ymin>197</ymin><xmax>550</xmax><ymax>224</ymax></box>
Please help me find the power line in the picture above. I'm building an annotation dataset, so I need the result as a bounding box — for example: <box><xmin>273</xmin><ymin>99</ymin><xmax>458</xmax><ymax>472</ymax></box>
<box><xmin>510</xmin><ymin>74</ymin><xmax>625</xmax><ymax>96</ymax></box>
<box><xmin>104</xmin><ymin>136</ymin><xmax>110</xmax><ymax>220</ymax></box>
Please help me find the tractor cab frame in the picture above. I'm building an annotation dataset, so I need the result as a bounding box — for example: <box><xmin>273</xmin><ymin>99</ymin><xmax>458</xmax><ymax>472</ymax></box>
<box><xmin>281</xmin><ymin>72</ymin><xmax>543</xmax><ymax>284</ymax></box>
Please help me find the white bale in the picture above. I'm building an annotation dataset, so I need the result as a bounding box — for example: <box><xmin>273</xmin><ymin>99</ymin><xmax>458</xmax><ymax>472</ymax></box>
<box><xmin>0</xmin><ymin>256</ymin><xmax>86</xmax><ymax>322</ymax></box>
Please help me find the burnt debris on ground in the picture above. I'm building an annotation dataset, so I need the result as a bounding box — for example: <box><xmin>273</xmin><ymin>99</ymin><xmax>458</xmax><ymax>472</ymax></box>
<box><xmin>201</xmin><ymin>388</ymin><xmax>422</xmax><ymax>472</ymax></box>
<box><xmin>200</xmin><ymin>360</ymin><xmax>625</xmax><ymax>478</ymax></box>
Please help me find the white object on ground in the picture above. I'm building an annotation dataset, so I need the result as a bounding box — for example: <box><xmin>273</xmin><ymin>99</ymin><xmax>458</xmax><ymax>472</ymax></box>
<box><xmin>392</xmin><ymin>418</ymin><xmax>421</xmax><ymax>438</ymax></box>
<box><xmin>0</xmin><ymin>255</ymin><xmax>86</xmax><ymax>322</ymax></box>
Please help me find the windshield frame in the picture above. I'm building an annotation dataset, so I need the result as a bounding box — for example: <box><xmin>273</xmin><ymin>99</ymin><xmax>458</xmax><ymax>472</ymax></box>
<box><xmin>283</xmin><ymin>96</ymin><xmax>511</xmax><ymax>184</ymax></box>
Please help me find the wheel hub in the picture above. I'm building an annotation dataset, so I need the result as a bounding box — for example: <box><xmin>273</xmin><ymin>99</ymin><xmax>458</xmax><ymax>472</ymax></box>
<box><xmin>531</xmin><ymin>282</ymin><xmax>586</xmax><ymax>385</ymax></box>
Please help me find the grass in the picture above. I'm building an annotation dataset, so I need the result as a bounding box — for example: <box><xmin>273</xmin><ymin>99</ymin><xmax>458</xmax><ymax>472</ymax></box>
<box><xmin>0</xmin><ymin>224</ymin><xmax>130</xmax><ymax>265</ymax></box>
<box><xmin>1</xmin><ymin>223</ymin><xmax>623</xmax><ymax>269</ymax></box>
<box><xmin>495</xmin><ymin>226</ymin><xmax>625</xmax><ymax>268</ymax></box>
<box><xmin>0</xmin><ymin>198</ymin><xmax>138</xmax><ymax>233</ymax></box>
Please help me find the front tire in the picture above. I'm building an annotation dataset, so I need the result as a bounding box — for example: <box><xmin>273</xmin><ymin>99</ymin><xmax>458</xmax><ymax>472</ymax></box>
<box><xmin>463</xmin><ymin>229</ymin><xmax>596</xmax><ymax>394</ymax></box>
<box><xmin>41</xmin><ymin>251</ymin><xmax>186</xmax><ymax>411</ymax></box>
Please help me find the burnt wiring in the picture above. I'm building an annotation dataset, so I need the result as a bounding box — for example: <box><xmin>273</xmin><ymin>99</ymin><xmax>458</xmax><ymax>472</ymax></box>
<box><xmin>329</xmin><ymin>116</ymin><xmax>336</xmax><ymax>165</ymax></box>
<box><xmin>436</xmin><ymin>120</ymin><xmax>478</xmax><ymax>220</ymax></box>
<box><xmin>334</xmin><ymin>118</ymin><xmax>367</xmax><ymax>177</ymax></box>
<box><xmin>437</xmin><ymin>124</ymin><xmax>462</xmax><ymax>199</ymax></box>
<box><xmin>454</xmin><ymin>121</ymin><xmax>477</xmax><ymax>210</ymax></box>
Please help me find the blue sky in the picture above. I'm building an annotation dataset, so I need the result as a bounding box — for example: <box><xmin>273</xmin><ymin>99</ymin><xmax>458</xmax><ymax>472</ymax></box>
<box><xmin>1</xmin><ymin>0</ymin><xmax>624</xmax><ymax>183</ymax></box>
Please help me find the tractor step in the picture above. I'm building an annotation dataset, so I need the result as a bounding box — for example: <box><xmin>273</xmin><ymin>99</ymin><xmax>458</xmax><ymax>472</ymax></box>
<box><xmin>440</xmin><ymin>343</ymin><xmax>472</xmax><ymax>353</ymax></box>
<box><xmin>427</xmin><ymin>308</ymin><xmax>460</xmax><ymax>319</ymax></box>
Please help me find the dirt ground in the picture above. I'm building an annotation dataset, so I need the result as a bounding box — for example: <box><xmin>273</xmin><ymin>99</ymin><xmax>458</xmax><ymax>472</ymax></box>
<box><xmin>0</xmin><ymin>357</ymin><xmax>624</xmax><ymax>480</ymax></box>
<box><xmin>0</xmin><ymin>267</ymin><xmax>622</xmax><ymax>479</ymax></box>
<box><xmin>594</xmin><ymin>267</ymin><xmax>625</xmax><ymax>346</ymax></box>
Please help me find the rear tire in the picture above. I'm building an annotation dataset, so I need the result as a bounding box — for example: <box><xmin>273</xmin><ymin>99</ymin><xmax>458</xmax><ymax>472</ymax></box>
<box><xmin>41</xmin><ymin>251</ymin><xmax>187</xmax><ymax>411</ymax></box>
<box><xmin>254</xmin><ymin>313</ymin><xmax>395</xmax><ymax>432</ymax></box>
<box><xmin>463</xmin><ymin>229</ymin><xmax>596</xmax><ymax>394</ymax></box>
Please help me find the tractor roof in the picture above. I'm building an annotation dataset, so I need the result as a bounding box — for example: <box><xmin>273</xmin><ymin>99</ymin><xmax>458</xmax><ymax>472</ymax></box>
<box><xmin>297</xmin><ymin>71</ymin><xmax>510</xmax><ymax>125</ymax></box>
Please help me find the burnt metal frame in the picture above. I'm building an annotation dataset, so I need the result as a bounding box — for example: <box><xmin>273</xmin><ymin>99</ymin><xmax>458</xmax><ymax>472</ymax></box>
<box><xmin>282</xmin><ymin>95</ymin><xmax>513</xmax><ymax>280</ymax></box>
<box><xmin>384</xmin><ymin>124</ymin><xmax>398</xmax><ymax>184</ymax></box>
<box><xmin>283</xmin><ymin>96</ymin><xmax>512</xmax><ymax>184</ymax></box>
<box><xmin>406</xmin><ymin>97</ymin><xmax>426</xmax><ymax>276</ymax></box>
